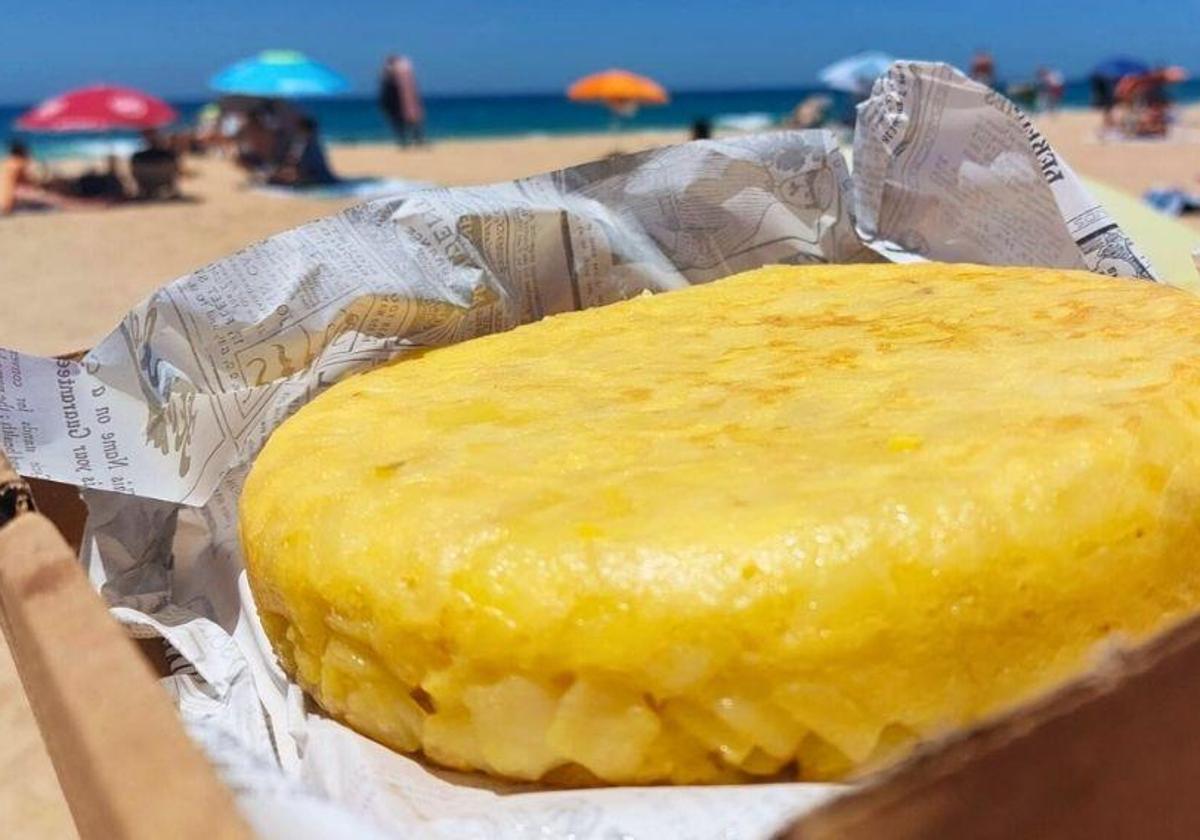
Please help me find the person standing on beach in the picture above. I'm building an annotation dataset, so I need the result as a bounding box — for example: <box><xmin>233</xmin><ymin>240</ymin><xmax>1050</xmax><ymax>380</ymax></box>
<box><xmin>379</xmin><ymin>55</ymin><xmax>426</xmax><ymax>146</ymax></box>
<box><xmin>1036</xmin><ymin>66</ymin><xmax>1064</xmax><ymax>114</ymax></box>
<box><xmin>395</xmin><ymin>57</ymin><xmax>426</xmax><ymax>146</ymax></box>
<box><xmin>379</xmin><ymin>55</ymin><xmax>408</xmax><ymax>144</ymax></box>
<box><xmin>969</xmin><ymin>50</ymin><xmax>996</xmax><ymax>89</ymax></box>
<box><xmin>1090</xmin><ymin>72</ymin><xmax>1117</xmax><ymax>130</ymax></box>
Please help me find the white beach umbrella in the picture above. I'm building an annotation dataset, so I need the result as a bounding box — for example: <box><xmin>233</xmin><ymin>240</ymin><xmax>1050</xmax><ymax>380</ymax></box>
<box><xmin>819</xmin><ymin>52</ymin><xmax>896</xmax><ymax>95</ymax></box>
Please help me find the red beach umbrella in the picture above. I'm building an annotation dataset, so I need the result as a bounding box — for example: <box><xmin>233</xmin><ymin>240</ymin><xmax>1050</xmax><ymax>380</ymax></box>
<box><xmin>15</xmin><ymin>84</ymin><xmax>177</xmax><ymax>132</ymax></box>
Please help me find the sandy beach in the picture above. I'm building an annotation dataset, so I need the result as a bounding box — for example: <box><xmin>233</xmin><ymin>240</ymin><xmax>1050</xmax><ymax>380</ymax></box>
<box><xmin>2</xmin><ymin>110</ymin><xmax>1199</xmax><ymax>356</ymax></box>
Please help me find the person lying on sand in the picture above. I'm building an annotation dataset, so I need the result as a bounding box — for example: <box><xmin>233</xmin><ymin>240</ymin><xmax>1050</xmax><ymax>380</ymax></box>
<box><xmin>74</xmin><ymin>154</ymin><xmax>128</xmax><ymax>200</ymax></box>
<box><xmin>0</xmin><ymin>141</ymin><xmax>97</xmax><ymax>214</ymax></box>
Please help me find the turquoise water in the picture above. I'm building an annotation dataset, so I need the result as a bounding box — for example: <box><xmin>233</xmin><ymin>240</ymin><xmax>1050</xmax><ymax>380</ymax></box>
<box><xmin>4</xmin><ymin>79</ymin><xmax>1200</xmax><ymax>160</ymax></box>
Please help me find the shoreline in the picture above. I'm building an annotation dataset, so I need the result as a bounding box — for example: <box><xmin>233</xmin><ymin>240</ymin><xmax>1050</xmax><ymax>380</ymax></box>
<box><xmin>6</xmin><ymin>100</ymin><xmax>1159</xmax><ymax>163</ymax></box>
<box><xmin>19</xmin><ymin>91</ymin><xmax>1200</xmax><ymax>164</ymax></box>
<box><xmin>17</xmin><ymin>102</ymin><xmax>1200</xmax><ymax>174</ymax></box>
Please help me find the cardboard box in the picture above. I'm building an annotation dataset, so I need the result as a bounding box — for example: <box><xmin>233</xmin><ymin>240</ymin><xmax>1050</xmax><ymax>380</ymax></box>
<box><xmin>5</xmin><ymin>450</ymin><xmax>1200</xmax><ymax>839</ymax></box>
<box><xmin>0</xmin><ymin>450</ymin><xmax>251</xmax><ymax>839</ymax></box>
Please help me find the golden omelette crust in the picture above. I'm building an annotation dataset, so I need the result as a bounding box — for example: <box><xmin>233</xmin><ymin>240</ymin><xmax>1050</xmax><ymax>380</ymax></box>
<box><xmin>241</xmin><ymin>263</ymin><xmax>1200</xmax><ymax>785</ymax></box>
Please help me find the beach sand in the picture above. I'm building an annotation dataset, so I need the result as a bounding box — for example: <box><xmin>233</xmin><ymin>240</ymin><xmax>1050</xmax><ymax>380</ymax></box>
<box><xmin>2</xmin><ymin>109</ymin><xmax>1199</xmax><ymax>356</ymax></box>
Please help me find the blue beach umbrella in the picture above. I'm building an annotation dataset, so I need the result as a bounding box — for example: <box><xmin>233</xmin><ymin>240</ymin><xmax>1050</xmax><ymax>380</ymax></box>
<box><xmin>209</xmin><ymin>50</ymin><xmax>350</xmax><ymax>97</ymax></box>
<box><xmin>819</xmin><ymin>51</ymin><xmax>895</xmax><ymax>94</ymax></box>
<box><xmin>1092</xmin><ymin>56</ymin><xmax>1150</xmax><ymax>80</ymax></box>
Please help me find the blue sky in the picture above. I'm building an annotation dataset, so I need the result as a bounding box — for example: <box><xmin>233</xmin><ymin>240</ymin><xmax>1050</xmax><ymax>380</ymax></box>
<box><xmin>3</xmin><ymin>0</ymin><xmax>1197</xmax><ymax>103</ymax></box>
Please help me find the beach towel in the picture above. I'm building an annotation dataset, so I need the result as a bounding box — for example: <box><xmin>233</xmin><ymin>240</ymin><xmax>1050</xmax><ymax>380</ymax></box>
<box><xmin>253</xmin><ymin>177</ymin><xmax>431</xmax><ymax>201</ymax></box>
<box><xmin>1143</xmin><ymin>187</ymin><xmax>1200</xmax><ymax>217</ymax></box>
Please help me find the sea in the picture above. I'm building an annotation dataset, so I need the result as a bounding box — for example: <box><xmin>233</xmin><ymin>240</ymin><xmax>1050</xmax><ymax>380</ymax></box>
<box><xmin>3</xmin><ymin>79</ymin><xmax>1200</xmax><ymax>161</ymax></box>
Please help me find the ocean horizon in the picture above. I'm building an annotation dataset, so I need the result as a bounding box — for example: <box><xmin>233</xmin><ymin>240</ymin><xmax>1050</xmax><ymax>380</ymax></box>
<box><xmin>4</xmin><ymin>78</ymin><xmax>1200</xmax><ymax>160</ymax></box>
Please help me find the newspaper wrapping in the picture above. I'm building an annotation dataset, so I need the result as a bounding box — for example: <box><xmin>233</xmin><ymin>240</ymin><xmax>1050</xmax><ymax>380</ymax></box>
<box><xmin>0</xmin><ymin>63</ymin><xmax>1161</xmax><ymax>839</ymax></box>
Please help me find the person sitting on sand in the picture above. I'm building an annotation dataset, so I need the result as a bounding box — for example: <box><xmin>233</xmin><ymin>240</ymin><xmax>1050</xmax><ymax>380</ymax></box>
<box><xmin>269</xmin><ymin>116</ymin><xmax>337</xmax><ymax>187</ymax></box>
<box><xmin>1136</xmin><ymin>69</ymin><xmax>1175</xmax><ymax>137</ymax></box>
<box><xmin>234</xmin><ymin>107</ymin><xmax>282</xmax><ymax>180</ymax></box>
<box><xmin>0</xmin><ymin>141</ymin><xmax>85</xmax><ymax>214</ymax></box>
<box><xmin>194</xmin><ymin>103</ymin><xmax>222</xmax><ymax>153</ymax></box>
<box><xmin>1</xmin><ymin>141</ymin><xmax>34</xmax><ymax>213</ymax></box>
<box><xmin>216</xmin><ymin>105</ymin><xmax>247</xmax><ymax>157</ymax></box>
<box><xmin>130</xmin><ymin>130</ymin><xmax>182</xmax><ymax>199</ymax></box>
<box><xmin>783</xmin><ymin>95</ymin><xmax>831</xmax><ymax>129</ymax></box>
<box><xmin>132</xmin><ymin>130</ymin><xmax>178</xmax><ymax>167</ymax></box>
<box><xmin>1116</xmin><ymin>69</ymin><xmax>1175</xmax><ymax>138</ymax></box>
<box><xmin>1006</xmin><ymin>81</ymin><xmax>1037</xmax><ymax>111</ymax></box>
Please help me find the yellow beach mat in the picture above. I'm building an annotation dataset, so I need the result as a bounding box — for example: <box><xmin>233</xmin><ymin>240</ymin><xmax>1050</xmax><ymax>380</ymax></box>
<box><xmin>1081</xmin><ymin>177</ymin><xmax>1200</xmax><ymax>293</ymax></box>
<box><xmin>839</xmin><ymin>147</ymin><xmax>1196</xmax><ymax>292</ymax></box>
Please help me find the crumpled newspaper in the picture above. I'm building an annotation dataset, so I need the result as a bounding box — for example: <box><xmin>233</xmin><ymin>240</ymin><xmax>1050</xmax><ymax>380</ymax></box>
<box><xmin>0</xmin><ymin>63</ymin><xmax>1159</xmax><ymax>839</ymax></box>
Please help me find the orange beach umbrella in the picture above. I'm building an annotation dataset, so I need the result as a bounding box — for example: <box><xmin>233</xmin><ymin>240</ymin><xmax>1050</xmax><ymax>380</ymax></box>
<box><xmin>568</xmin><ymin>69</ymin><xmax>669</xmax><ymax>117</ymax></box>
